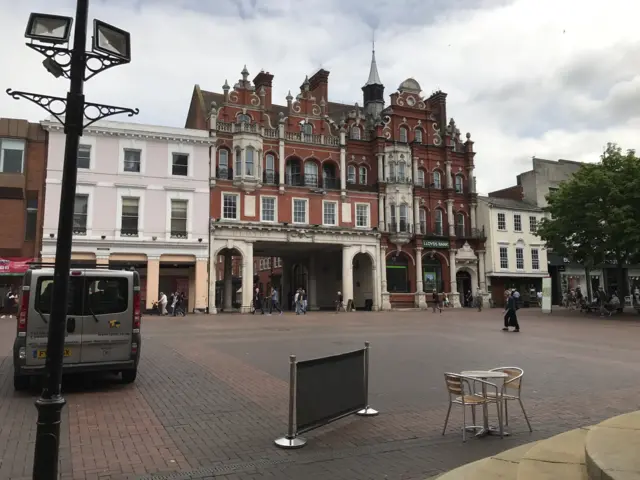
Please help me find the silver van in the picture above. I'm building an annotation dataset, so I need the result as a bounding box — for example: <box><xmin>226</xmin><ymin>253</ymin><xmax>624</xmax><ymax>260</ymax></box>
<box><xmin>12</xmin><ymin>266</ymin><xmax>142</xmax><ymax>390</ymax></box>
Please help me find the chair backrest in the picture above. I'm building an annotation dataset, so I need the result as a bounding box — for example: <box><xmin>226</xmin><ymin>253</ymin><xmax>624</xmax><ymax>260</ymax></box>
<box><xmin>444</xmin><ymin>373</ymin><xmax>466</xmax><ymax>396</ymax></box>
<box><xmin>491</xmin><ymin>367</ymin><xmax>523</xmax><ymax>390</ymax></box>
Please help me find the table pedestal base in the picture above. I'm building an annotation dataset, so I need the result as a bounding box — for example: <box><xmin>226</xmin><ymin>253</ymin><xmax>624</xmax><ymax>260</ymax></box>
<box><xmin>470</xmin><ymin>426</ymin><xmax>509</xmax><ymax>437</ymax></box>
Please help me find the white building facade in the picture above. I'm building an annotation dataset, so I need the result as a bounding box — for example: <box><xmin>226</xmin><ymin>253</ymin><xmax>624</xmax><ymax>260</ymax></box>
<box><xmin>477</xmin><ymin>196</ymin><xmax>548</xmax><ymax>307</ymax></box>
<box><xmin>41</xmin><ymin>119</ymin><xmax>214</xmax><ymax>312</ymax></box>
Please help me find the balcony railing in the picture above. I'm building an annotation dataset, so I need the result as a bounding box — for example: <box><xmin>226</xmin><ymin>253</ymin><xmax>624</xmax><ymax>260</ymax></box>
<box><xmin>304</xmin><ymin>173</ymin><xmax>318</xmax><ymax>187</ymax></box>
<box><xmin>263</xmin><ymin>128</ymin><xmax>278</xmax><ymax>138</ymax></box>
<box><xmin>217</xmin><ymin>166</ymin><xmax>233</xmax><ymax>180</ymax></box>
<box><xmin>456</xmin><ymin>226</ymin><xmax>486</xmax><ymax>239</ymax></box>
<box><xmin>235</xmin><ymin>122</ymin><xmax>258</xmax><ymax>133</ymax></box>
<box><xmin>387</xmin><ymin>221</ymin><xmax>413</xmax><ymax>234</ymax></box>
<box><xmin>263</xmin><ymin>170</ymin><xmax>279</xmax><ymax>185</ymax></box>
<box><xmin>170</xmin><ymin>230</ymin><xmax>188</xmax><ymax>239</ymax></box>
<box><xmin>322</xmin><ymin>177</ymin><xmax>340</xmax><ymax>190</ymax></box>
<box><xmin>285</xmin><ymin>131</ymin><xmax>340</xmax><ymax>146</ymax></box>
<box><xmin>286</xmin><ymin>173</ymin><xmax>303</xmax><ymax>186</ymax></box>
<box><xmin>386</xmin><ymin>175</ymin><xmax>413</xmax><ymax>184</ymax></box>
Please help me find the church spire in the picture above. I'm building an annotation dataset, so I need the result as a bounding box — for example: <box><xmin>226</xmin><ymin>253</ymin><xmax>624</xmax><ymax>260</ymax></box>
<box><xmin>365</xmin><ymin>40</ymin><xmax>382</xmax><ymax>86</ymax></box>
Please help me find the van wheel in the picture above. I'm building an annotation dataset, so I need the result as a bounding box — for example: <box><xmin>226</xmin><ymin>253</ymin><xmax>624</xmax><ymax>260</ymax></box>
<box><xmin>14</xmin><ymin>375</ymin><xmax>30</xmax><ymax>391</ymax></box>
<box><xmin>121</xmin><ymin>369</ymin><xmax>137</xmax><ymax>384</ymax></box>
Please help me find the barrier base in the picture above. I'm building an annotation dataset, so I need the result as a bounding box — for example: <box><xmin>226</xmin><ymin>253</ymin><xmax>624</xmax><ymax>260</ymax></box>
<box><xmin>356</xmin><ymin>406</ymin><xmax>379</xmax><ymax>417</ymax></box>
<box><xmin>274</xmin><ymin>436</ymin><xmax>307</xmax><ymax>449</ymax></box>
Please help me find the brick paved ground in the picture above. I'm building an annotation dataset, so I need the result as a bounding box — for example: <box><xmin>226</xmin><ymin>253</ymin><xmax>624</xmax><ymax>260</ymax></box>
<box><xmin>1</xmin><ymin>308</ymin><xmax>640</xmax><ymax>479</ymax></box>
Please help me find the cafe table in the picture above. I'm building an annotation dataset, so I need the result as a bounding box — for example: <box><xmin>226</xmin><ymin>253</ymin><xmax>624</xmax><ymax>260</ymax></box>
<box><xmin>461</xmin><ymin>370</ymin><xmax>509</xmax><ymax>437</ymax></box>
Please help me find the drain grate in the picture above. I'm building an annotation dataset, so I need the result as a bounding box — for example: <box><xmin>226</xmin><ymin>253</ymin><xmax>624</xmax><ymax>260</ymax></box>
<box><xmin>142</xmin><ymin>457</ymin><xmax>293</xmax><ymax>479</ymax></box>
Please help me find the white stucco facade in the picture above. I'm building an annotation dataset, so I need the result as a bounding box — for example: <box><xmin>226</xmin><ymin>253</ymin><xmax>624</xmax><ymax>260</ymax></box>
<box><xmin>40</xmin><ymin>118</ymin><xmax>214</xmax><ymax>311</ymax></box>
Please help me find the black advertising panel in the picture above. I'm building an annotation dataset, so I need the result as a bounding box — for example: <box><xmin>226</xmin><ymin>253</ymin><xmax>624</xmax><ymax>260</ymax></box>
<box><xmin>295</xmin><ymin>349</ymin><xmax>366</xmax><ymax>434</ymax></box>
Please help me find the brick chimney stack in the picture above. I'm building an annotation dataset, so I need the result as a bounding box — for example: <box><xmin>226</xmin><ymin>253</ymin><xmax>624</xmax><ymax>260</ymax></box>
<box><xmin>309</xmin><ymin>69</ymin><xmax>330</xmax><ymax>104</ymax></box>
<box><xmin>253</xmin><ymin>71</ymin><xmax>274</xmax><ymax>108</ymax></box>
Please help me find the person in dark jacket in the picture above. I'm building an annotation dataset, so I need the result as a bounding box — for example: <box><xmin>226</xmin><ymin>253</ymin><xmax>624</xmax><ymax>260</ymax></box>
<box><xmin>502</xmin><ymin>290</ymin><xmax>520</xmax><ymax>332</ymax></box>
<box><xmin>252</xmin><ymin>287</ymin><xmax>264</xmax><ymax>314</ymax></box>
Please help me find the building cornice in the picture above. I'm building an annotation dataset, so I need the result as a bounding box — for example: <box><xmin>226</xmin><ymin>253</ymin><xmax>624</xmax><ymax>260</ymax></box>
<box><xmin>41</xmin><ymin>119</ymin><xmax>216</xmax><ymax>146</ymax></box>
<box><xmin>211</xmin><ymin>220</ymin><xmax>381</xmax><ymax>239</ymax></box>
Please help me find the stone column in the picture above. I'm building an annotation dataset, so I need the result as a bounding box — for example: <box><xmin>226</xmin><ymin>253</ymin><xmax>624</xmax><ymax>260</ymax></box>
<box><xmin>146</xmin><ymin>257</ymin><xmax>160</xmax><ymax>311</ymax></box>
<box><xmin>449</xmin><ymin>249</ymin><xmax>461</xmax><ymax>307</ymax></box>
<box><xmin>377</xmin><ymin>153</ymin><xmax>384</xmax><ymax>182</ymax></box>
<box><xmin>342</xmin><ymin>245</ymin><xmax>354</xmax><ymax>309</ymax></box>
<box><xmin>224</xmin><ymin>253</ymin><xmax>233</xmax><ymax>311</ymax></box>
<box><xmin>241</xmin><ymin>242</ymin><xmax>254</xmax><ymax>312</ymax></box>
<box><xmin>279</xmin><ymin>124</ymin><xmax>285</xmax><ymax>191</ymax></box>
<box><xmin>195</xmin><ymin>257</ymin><xmax>208</xmax><ymax>312</ymax></box>
<box><xmin>415</xmin><ymin>247</ymin><xmax>427</xmax><ymax>309</ymax></box>
<box><xmin>478</xmin><ymin>250</ymin><xmax>487</xmax><ymax>291</ymax></box>
<box><xmin>308</xmin><ymin>255</ymin><xmax>318</xmax><ymax>310</ymax></box>
<box><xmin>470</xmin><ymin>202</ymin><xmax>477</xmax><ymax>230</ymax></box>
<box><xmin>340</xmin><ymin>131</ymin><xmax>347</xmax><ymax>198</ymax></box>
<box><xmin>380</xmin><ymin>245</ymin><xmax>391</xmax><ymax>310</ymax></box>
<box><xmin>445</xmin><ymin>160</ymin><xmax>453</xmax><ymax>189</ymax></box>
<box><xmin>378</xmin><ymin>194</ymin><xmax>385</xmax><ymax>230</ymax></box>
<box><xmin>208</xmin><ymin>251</ymin><xmax>217</xmax><ymax>314</ymax></box>
<box><xmin>446</xmin><ymin>199</ymin><xmax>455</xmax><ymax>237</ymax></box>
<box><xmin>281</xmin><ymin>258</ymin><xmax>289</xmax><ymax>310</ymax></box>
<box><xmin>467</xmin><ymin>166</ymin><xmax>475</xmax><ymax>193</ymax></box>
<box><xmin>413</xmin><ymin>197</ymin><xmax>420</xmax><ymax>233</ymax></box>
<box><xmin>412</xmin><ymin>156</ymin><xmax>419</xmax><ymax>184</ymax></box>
<box><xmin>371</xmin><ymin>252</ymin><xmax>380</xmax><ymax>311</ymax></box>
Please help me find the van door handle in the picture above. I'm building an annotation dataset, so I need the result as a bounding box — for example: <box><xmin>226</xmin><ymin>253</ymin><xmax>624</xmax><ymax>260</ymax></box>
<box><xmin>66</xmin><ymin>317</ymin><xmax>76</xmax><ymax>333</ymax></box>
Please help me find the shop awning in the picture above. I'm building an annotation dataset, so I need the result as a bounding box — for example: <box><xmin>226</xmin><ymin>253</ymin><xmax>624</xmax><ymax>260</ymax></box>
<box><xmin>0</xmin><ymin>257</ymin><xmax>35</xmax><ymax>275</ymax></box>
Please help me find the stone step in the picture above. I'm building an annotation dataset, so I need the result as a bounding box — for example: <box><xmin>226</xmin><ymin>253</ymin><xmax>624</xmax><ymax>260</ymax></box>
<box><xmin>585</xmin><ymin>410</ymin><xmax>640</xmax><ymax>480</ymax></box>
<box><xmin>517</xmin><ymin>427</ymin><xmax>589</xmax><ymax>480</ymax></box>
<box><xmin>434</xmin><ymin>441</ymin><xmax>539</xmax><ymax>480</ymax></box>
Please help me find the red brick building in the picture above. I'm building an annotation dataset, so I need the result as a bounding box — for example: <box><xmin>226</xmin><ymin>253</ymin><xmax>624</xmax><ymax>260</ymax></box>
<box><xmin>0</xmin><ymin>118</ymin><xmax>48</xmax><ymax>303</ymax></box>
<box><xmin>187</xmin><ymin>50</ymin><xmax>484</xmax><ymax>311</ymax></box>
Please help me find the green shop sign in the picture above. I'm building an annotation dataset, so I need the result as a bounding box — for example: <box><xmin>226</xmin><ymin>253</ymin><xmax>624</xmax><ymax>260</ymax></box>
<box><xmin>423</xmin><ymin>239</ymin><xmax>449</xmax><ymax>249</ymax></box>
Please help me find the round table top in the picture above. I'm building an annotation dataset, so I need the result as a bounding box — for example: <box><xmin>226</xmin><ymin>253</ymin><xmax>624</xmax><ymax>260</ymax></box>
<box><xmin>461</xmin><ymin>370</ymin><xmax>508</xmax><ymax>379</ymax></box>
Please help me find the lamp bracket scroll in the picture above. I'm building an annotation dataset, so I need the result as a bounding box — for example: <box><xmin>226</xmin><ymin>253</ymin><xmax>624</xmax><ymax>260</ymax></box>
<box><xmin>83</xmin><ymin>101</ymin><xmax>139</xmax><ymax>128</ymax></box>
<box><xmin>5</xmin><ymin>89</ymin><xmax>67</xmax><ymax>125</ymax></box>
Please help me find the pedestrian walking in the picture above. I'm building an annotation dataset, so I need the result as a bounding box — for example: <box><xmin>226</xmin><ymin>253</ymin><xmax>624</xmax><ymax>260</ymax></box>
<box><xmin>252</xmin><ymin>287</ymin><xmax>264</xmax><ymax>314</ymax></box>
<box><xmin>335</xmin><ymin>290</ymin><xmax>345</xmax><ymax>313</ymax></box>
<box><xmin>431</xmin><ymin>288</ymin><xmax>442</xmax><ymax>314</ymax></box>
<box><xmin>301</xmin><ymin>289</ymin><xmax>308</xmax><ymax>314</ymax></box>
<box><xmin>269</xmin><ymin>287</ymin><xmax>282</xmax><ymax>315</ymax></box>
<box><xmin>158</xmin><ymin>291</ymin><xmax>168</xmax><ymax>315</ymax></box>
<box><xmin>475</xmin><ymin>288</ymin><xmax>483</xmax><ymax>312</ymax></box>
<box><xmin>502</xmin><ymin>290</ymin><xmax>520</xmax><ymax>332</ymax></box>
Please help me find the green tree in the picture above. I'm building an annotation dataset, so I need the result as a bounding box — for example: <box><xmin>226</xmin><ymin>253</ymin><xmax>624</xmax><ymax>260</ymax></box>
<box><xmin>538</xmin><ymin>143</ymin><xmax>640</xmax><ymax>299</ymax></box>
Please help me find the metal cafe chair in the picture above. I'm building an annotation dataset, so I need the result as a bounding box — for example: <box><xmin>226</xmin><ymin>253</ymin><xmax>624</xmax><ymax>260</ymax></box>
<box><xmin>442</xmin><ymin>373</ymin><xmax>503</xmax><ymax>442</ymax></box>
<box><xmin>483</xmin><ymin>367</ymin><xmax>532</xmax><ymax>432</ymax></box>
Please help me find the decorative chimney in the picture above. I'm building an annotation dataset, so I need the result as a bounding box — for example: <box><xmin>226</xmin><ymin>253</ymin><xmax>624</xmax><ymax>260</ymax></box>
<box><xmin>309</xmin><ymin>69</ymin><xmax>330</xmax><ymax>106</ymax></box>
<box><xmin>253</xmin><ymin>70</ymin><xmax>274</xmax><ymax>108</ymax></box>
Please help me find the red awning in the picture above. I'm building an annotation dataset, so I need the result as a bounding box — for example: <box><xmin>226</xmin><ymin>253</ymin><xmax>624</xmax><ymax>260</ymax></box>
<box><xmin>0</xmin><ymin>257</ymin><xmax>35</xmax><ymax>275</ymax></box>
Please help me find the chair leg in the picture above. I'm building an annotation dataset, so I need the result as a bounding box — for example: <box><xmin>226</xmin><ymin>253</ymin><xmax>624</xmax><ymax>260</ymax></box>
<box><xmin>471</xmin><ymin>405</ymin><xmax>476</xmax><ymax>425</ymax></box>
<box><xmin>442</xmin><ymin>403</ymin><xmax>452</xmax><ymax>435</ymax></box>
<box><xmin>519</xmin><ymin>398</ymin><xmax>533</xmax><ymax>432</ymax></box>
<box><xmin>504</xmin><ymin>399</ymin><xmax>509</xmax><ymax>426</ymax></box>
<box><xmin>462</xmin><ymin>405</ymin><xmax>466</xmax><ymax>442</ymax></box>
<box><xmin>496</xmin><ymin>401</ymin><xmax>504</xmax><ymax>438</ymax></box>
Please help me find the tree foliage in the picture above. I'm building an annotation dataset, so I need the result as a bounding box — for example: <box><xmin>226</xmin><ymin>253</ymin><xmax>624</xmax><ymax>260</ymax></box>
<box><xmin>537</xmin><ymin>143</ymin><xmax>640</xmax><ymax>270</ymax></box>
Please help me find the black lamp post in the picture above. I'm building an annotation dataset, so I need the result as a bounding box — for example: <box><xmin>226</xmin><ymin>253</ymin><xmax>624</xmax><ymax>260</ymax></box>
<box><xmin>6</xmin><ymin>1</ymin><xmax>138</xmax><ymax>478</ymax></box>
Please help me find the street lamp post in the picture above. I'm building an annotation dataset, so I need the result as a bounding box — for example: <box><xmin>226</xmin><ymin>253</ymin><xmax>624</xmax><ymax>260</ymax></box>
<box><xmin>6</xmin><ymin>1</ymin><xmax>138</xmax><ymax>478</ymax></box>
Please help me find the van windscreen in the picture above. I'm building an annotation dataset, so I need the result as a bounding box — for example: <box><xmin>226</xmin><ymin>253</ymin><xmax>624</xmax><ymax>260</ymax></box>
<box><xmin>35</xmin><ymin>276</ymin><xmax>129</xmax><ymax>315</ymax></box>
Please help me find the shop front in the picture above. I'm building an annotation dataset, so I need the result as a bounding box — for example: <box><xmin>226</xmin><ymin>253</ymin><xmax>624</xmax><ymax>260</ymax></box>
<box><xmin>0</xmin><ymin>257</ymin><xmax>36</xmax><ymax>312</ymax></box>
<box><xmin>561</xmin><ymin>266</ymin><xmax>603</xmax><ymax>301</ymax></box>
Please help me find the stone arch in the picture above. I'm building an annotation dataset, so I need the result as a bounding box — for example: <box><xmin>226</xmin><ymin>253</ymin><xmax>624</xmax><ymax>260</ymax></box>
<box><xmin>352</xmin><ymin>251</ymin><xmax>376</xmax><ymax>310</ymax></box>
<box><xmin>456</xmin><ymin>265</ymin><xmax>478</xmax><ymax>303</ymax></box>
<box><xmin>211</xmin><ymin>243</ymin><xmax>246</xmax><ymax>313</ymax></box>
<box><xmin>385</xmin><ymin>249</ymin><xmax>415</xmax><ymax>266</ymax></box>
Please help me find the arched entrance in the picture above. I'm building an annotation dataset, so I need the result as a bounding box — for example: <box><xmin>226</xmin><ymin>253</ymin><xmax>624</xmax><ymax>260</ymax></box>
<box><xmin>386</xmin><ymin>252</ymin><xmax>411</xmax><ymax>293</ymax></box>
<box><xmin>456</xmin><ymin>270</ymin><xmax>472</xmax><ymax>306</ymax></box>
<box><xmin>289</xmin><ymin>263</ymin><xmax>308</xmax><ymax>310</ymax></box>
<box><xmin>422</xmin><ymin>254</ymin><xmax>445</xmax><ymax>293</ymax></box>
<box><xmin>216</xmin><ymin>247</ymin><xmax>243</xmax><ymax>312</ymax></box>
<box><xmin>353</xmin><ymin>253</ymin><xmax>374</xmax><ymax>310</ymax></box>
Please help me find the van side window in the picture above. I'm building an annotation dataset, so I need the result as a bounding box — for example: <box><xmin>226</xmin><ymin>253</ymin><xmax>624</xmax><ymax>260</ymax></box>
<box><xmin>86</xmin><ymin>278</ymin><xmax>128</xmax><ymax>315</ymax></box>
<box><xmin>35</xmin><ymin>278</ymin><xmax>85</xmax><ymax>315</ymax></box>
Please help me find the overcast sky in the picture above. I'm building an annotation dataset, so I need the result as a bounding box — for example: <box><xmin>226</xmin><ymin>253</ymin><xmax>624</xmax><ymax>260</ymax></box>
<box><xmin>1</xmin><ymin>0</ymin><xmax>638</xmax><ymax>193</ymax></box>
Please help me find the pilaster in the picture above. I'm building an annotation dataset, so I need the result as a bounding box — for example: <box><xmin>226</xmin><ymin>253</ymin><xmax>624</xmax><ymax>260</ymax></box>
<box><xmin>415</xmin><ymin>246</ymin><xmax>427</xmax><ymax>309</ymax></box>
<box><xmin>380</xmin><ymin>245</ymin><xmax>391</xmax><ymax>310</ymax></box>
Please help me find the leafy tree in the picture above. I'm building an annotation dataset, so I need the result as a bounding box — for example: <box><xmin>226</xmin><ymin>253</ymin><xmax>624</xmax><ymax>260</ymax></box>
<box><xmin>538</xmin><ymin>143</ymin><xmax>640</xmax><ymax>298</ymax></box>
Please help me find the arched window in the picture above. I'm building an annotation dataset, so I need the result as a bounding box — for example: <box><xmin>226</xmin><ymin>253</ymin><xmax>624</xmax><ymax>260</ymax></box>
<box><xmin>234</xmin><ymin>148</ymin><xmax>242</xmax><ymax>178</ymax></box>
<box><xmin>417</xmin><ymin>169</ymin><xmax>425</xmax><ymax>186</ymax></box>
<box><xmin>455</xmin><ymin>174</ymin><xmax>464</xmax><ymax>193</ymax></box>
<box><xmin>238</xmin><ymin>113</ymin><xmax>251</xmax><ymax>123</ymax></box>
<box><xmin>286</xmin><ymin>159</ymin><xmax>301</xmax><ymax>185</ymax></box>
<box><xmin>433</xmin><ymin>171</ymin><xmax>442</xmax><ymax>189</ymax></box>
<box><xmin>351</xmin><ymin>126</ymin><xmax>361</xmax><ymax>140</ymax></box>
<box><xmin>323</xmin><ymin>163</ymin><xmax>337</xmax><ymax>189</ymax></box>
<box><xmin>304</xmin><ymin>161</ymin><xmax>318</xmax><ymax>186</ymax></box>
<box><xmin>302</xmin><ymin>123</ymin><xmax>313</xmax><ymax>135</ymax></box>
<box><xmin>218</xmin><ymin>149</ymin><xmax>229</xmax><ymax>179</ymax></box>
<box><xmin>358</xmin><ymin>166</ymin><xmax>367</xmax><ymax>184</ymax></box>
<box><xmin>265</xmin><ymin>153</ymin><xmax>276</xmax><ymax>183</ymax></box>
<box><xmin>389</xmin><ymin>162</ymin><xmax>396</xmax><ymax>180</ymax></box>
<box><xmin>399</xmin><ymin>126</ymin><xmax>408</xmax><ymax>143</ymax></box>
<box><xmin>415</xmin><ymin>128</ymin><xmax>423</xmax><ymax>143</ymax></box>
<box><xmin>389</xmin><ymin>204</ymin><xmax>397</xmax><ymax>230</ymax></box>
<box><xmin>435</xmin><ymin>209</ymin><xmax>444</xmax><ymax>235</ymax></box>
<box><xmin>347</xmin><ymin>165</ymin><xmax>356</xmax><ymax>184</ymax></box>
<box><xmin>456</xmin><ymin>213</ymin><xmax>465</xmax><ymax>237</ymax></box>
<box><xmin>245</xmin><ymin>147</ymin><xmax>254</xmax><ymax>176</ymax></box>
<box><xmin>399</xmin><ymin>204</ymin><xmax>409</xmax><ymax>232</ymax></box>
<box><xmin>419</xmin><ymin>208</ymin><xmax>427</xmax><ymax>234</ymax></box>
<box><xmin>398</xmin><ymin>162</ymin><xmax>406</xmax><ymax>181</ymax></box>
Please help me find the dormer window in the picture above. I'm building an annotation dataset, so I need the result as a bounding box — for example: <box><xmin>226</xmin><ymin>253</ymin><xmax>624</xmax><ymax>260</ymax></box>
<box><xmin>351</xmin><ymin>126</ymin><xmax>361</xmax><ymax>140</ymax></box>
<box><xmin>399</xmin><ymin>126</ymin><xmax>408</xmax><ymax>143</ymax></box>
<box><xmin>302</xmin><ymin>123</ymin><xmax>313</xmax><ymax>135</ymax></box>
<box><xmin>238</xmin><ymin>114</ymin><xmax>251</xmax><ymax>123</ymax></box>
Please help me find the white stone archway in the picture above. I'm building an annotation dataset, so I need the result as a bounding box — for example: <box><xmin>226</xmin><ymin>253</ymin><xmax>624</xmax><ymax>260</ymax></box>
<box><xmin>352</xmin><ymin>252</ymin><xmax>376</xmax><ymax>310</ymax></box>
<box><xmin>343</xmin><ymin>245</ymin><xmax>380</xmax><ymax>311</ymax></box>
<box><xmin>456</xmin><ymin>265</ymin><xmax>479</xmax><ymax>304</ymax></box>
<box><xmin>209</xmin><ymin>238</ymin><xmax>253</xmax><ymax>313</ymax></box>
